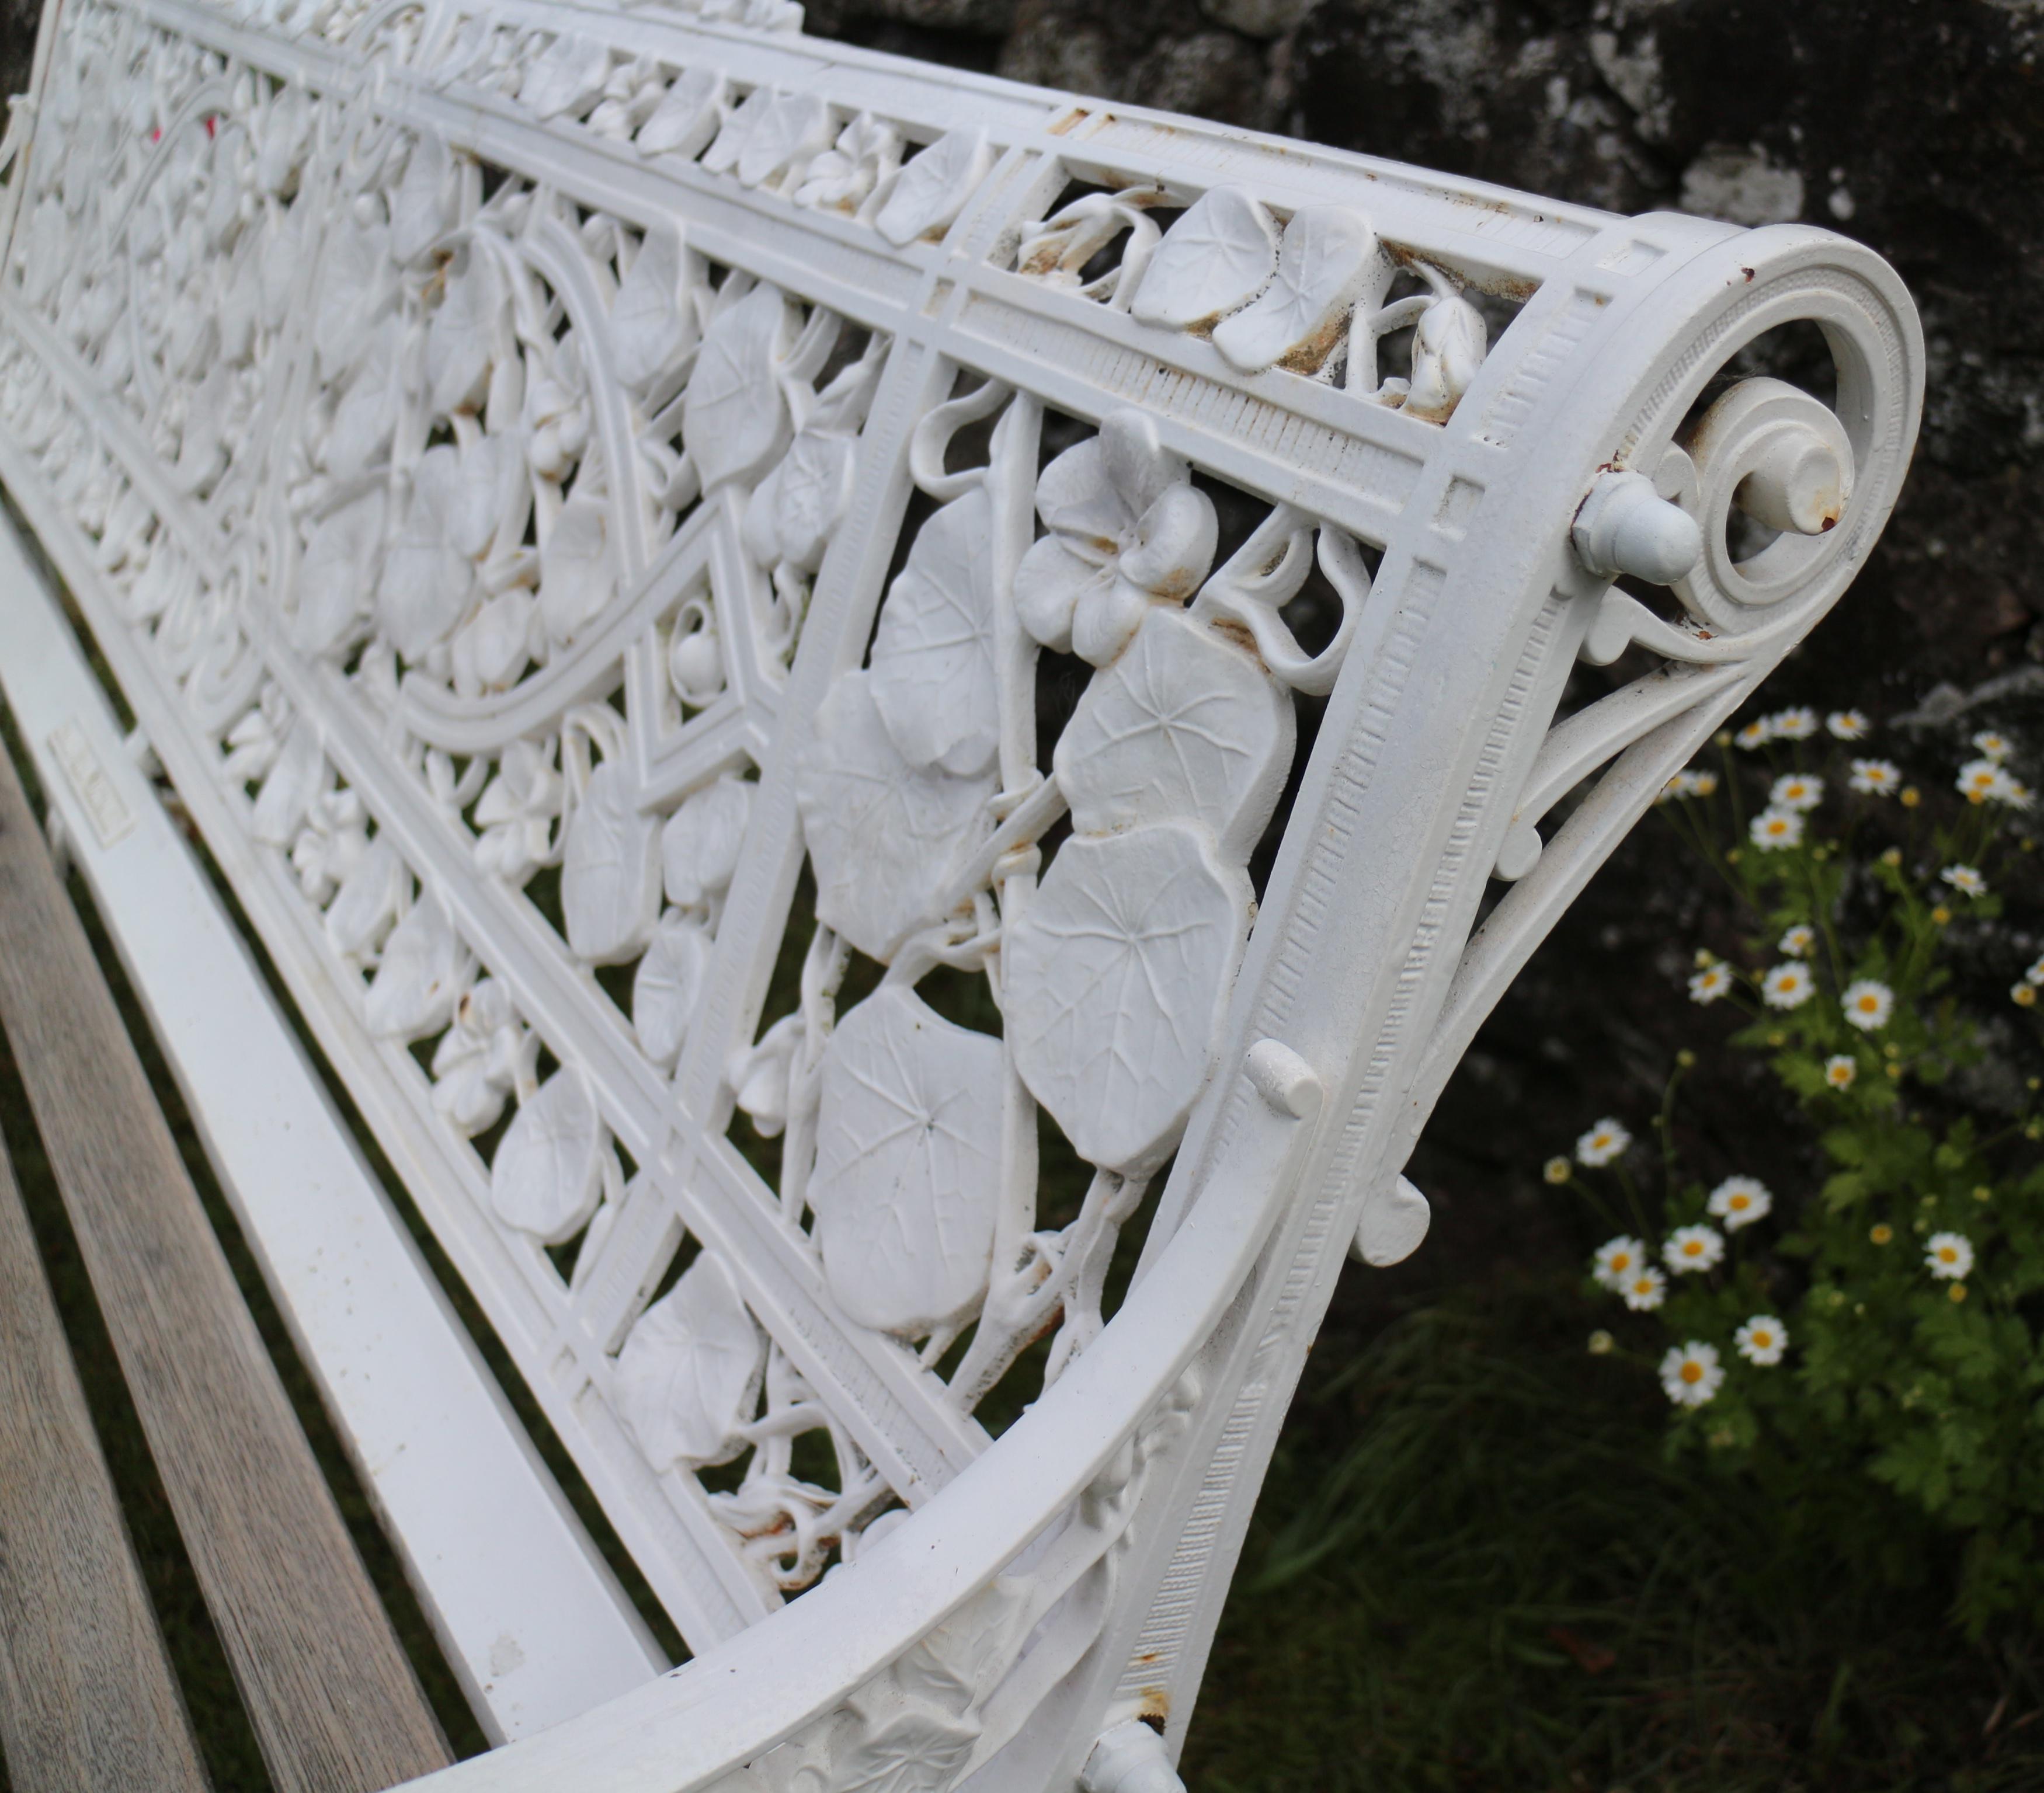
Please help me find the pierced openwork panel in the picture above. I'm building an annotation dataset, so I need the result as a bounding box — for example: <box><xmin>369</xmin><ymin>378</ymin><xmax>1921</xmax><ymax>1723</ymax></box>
<box><xmin>0</xmin><ymin>0</ymin><xmax>1918</xmax><ymax>1709</ymax></box>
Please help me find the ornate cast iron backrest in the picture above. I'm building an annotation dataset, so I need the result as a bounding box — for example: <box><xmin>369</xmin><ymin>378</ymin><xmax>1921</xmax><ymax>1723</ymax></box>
<box><xmin>0</xmin><ymin>0</ymin><xmax>1920</xmax><ymax>1783</ymax></box>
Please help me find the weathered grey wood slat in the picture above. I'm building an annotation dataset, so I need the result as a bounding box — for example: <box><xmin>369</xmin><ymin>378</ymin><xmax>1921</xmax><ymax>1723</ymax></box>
<box><xmin>0</xmin><ymin>1123</ymin><xmax>213</xmax><ymax>1793</ymax></box>
<box><xmin>0</xmin><ymin>741</ymin><xmax>453</xmax><ymax>1793</ymax></box>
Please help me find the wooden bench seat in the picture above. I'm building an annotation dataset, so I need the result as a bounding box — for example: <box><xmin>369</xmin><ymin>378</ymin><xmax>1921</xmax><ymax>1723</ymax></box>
<box><xmin>0</xmin><ymin>1120</ymin><xmax>210</xmax><ymax>1793</ymax></box>
<box><xmin>0</xmin><ymin>728</ymin><xmax>453</xmax><ymax>1791</ymax></box>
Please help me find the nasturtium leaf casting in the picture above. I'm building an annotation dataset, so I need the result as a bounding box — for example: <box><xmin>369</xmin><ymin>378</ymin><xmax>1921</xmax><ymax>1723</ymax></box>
<box><xmin>616</xmin><ymin>1252</ymin><xmax>767</xmax><ymax>1470</ymax></box>
<box><xmin>537</xmin><ymin>493</ymin><xmax>614</xmax><ymax>646</ymax></box>
<box><xmin>807</xmin><ymin>986</ymin><xmax>1005</xmax><ymax>1337</ymax></box>
<box><xmin>314</xmin><ymin>208</ymin><xmax>392</xmax><ymax>381</ymax></box>
<box><xmin>426</xmin><ymin>249</ymin><xmax>505</xmax><ymax>419</ymax></box>
<box><xmin>322</xmin><ymin>324</ymin><xmax>400</xmax><ymax>479</ymax></box>
<box><xmin>1055</xmin><ymin>607</ymin><xmax>1294</xmax><ymax>861</ymax></box>
<box><xmin>1004</xmin><ymin>821</ymin><xmax>1250</xmax><ymax>1174</ymax></box>
<box><xmin>661</xmin><ymin>774</ymin><xmax>752</xmax><ymax>912</ymax></box>
<box><xmin>452</xmin><ymin>589</ymin><xmax>536</xmax><ymax>697</ymax></box>
<box><xmin>389</xmin><ymin>129</ymin><xmax>454</xmax><ymax>265</ymax></box>
<box><xmin>1129</xmin><ymin>186</ymin><xmax>1278</xmax><ymax>330</ymax></box>
<box><xmin>365</xmin><ymin>892</ymin><xmax>474</xmax><ymax>1041</ymax></box>
<box><xmin>519</xmin><ymin>33</ymin><xmax>611</xmax><ymax>122</ymax></box>
<box><xmin>378</xmin><ymin>448</ymin><xmax>478</xmax><ymax>660</ymax></box>
<box><xmin>794</xmin><ymin>670</ymin><xmax>995</xmax><ymax>962</ymax></box>
<box><xmin>829</xmin><ymin>1711</ymin><xmax>977</xmax><ymax>1793</ymax></box>
<box><xmin>1211</xmin><ymin>205</ymin><xmax>1391</xmax><ymax>375</ymax></box>
<box><xmin>737</xmin><ymin>92</ymin><xmax>833</xmax><ymax>190</ymax></box>
<box><xmin>293</xmin><ymin>490</ymin><xmax>384</xmax><ymax>658</ymax></box>
<box><xmin>634</xmin><ymin>910</ymin><xmax>713</xmax><ymax>1068</ymax></box>
<box><xmin>251</xmin><ymin>716</ymin><xmax>324</xmax><ymax>846</ymax></box>
<box><xmin>637</xmin><ymin>67</ymin><xmax>728</xmax><ymax>159</ymax></box>
<box><xmin>491</xmin><ymin>1066</ymin><xmax>606</xmax><ymax>1245</ymax></box>
<box><xmin>324</xmin><ymin>835</ymin><xmax>406</xmax><ymax>963</ymax></box>
<box><xmin>875</xmin><ymin>127</ymin><xmax>990</xmax><ymax>248</ymax></box>
<box><xmin>702</xmin><ymin>86</ymin><xmax>776</xmax><ymax>176</ymax></box>
<box><xmin>611</xmin><ymin>226</ymin><xmax>704</xmax><ymax>392</ymax></box>
<box><xmin>561</xmin><ymin>760</ymin><xmax>662</xmax><ymax>965</ymax></box>
<box><xmin>683</xmin><ymin>283</ymin><xmax>798</xmax><ymax>491</ymax></box>
<box><xmin>868</xmin><ymin>489</ymin><xmax>1001</xmax><ymax>777</ymax></box>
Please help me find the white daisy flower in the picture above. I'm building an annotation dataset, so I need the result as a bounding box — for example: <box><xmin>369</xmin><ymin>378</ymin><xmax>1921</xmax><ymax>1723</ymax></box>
<box><xmin>1958</xmin><ymin>759</ymin><xmax>2003</xmax><ymax>803</ymax></box>
<box><xmin>1750</xmin><ymin>806</ymin><xmax>1805</xmax><ymax>851</ymax></box>
<box><xmin>1707</xmin><ymin>1176</ymin><xmax>1772</xmax><ymax>1231</ymax></box>
<box><xmin>2026</xmin><ymin>954</ymin><xmax>2044</xmax><ymax>987</ymax></box>
<box><xmin>1659</xmin><ymin>1341</ymin><xmax>1725</xmax><ymax>1407</ymax></box>
<box><xmin>2014</xmin><ymin>983</ymin><xmax>2038</xmax><ymax>1010</ymax></box>
<box><xmin>1593</xmin><ymin>1235</ymin><xmax>1647</xmax><ymax>1289</ymax></box>
<box><xmin>1990</xmin><ymin>768</ymin><xmax>2035</xmax><ymax>810</ymax></box>
<box><xmin>1768</xmin><ymin>707</ymin><xmax>1819</xmax><ymax>740</ymax></box>
<box><xmin>1849</xmin><ymin>758</ymin><xmax>1902</xmax><ymax>796</ymax></box>
<box><xmin>1827</xmin><ymin>710</ymin><xmax>1871</xmax><ymax>740</ymax></box>
<box><xmin>1770</xmin><ymin>773</ymin><xmax>1824</xmax><ymax>813</ymax></box>
<box><xmin>1734</xmin><ymin>1315</ymin><xmax>1789</xmax><ymax>1366</ymax></box>
<box><xmin>1925</xmin><ymin>1232</ymin><xmax>1974</xmax><ymax>1280</ymax></box>
<box><xmin>1689</xmin><ymin>770</ymin><xmax>1719</xmax><ymax>797</ymax></box>
<box><xmin>1622</xmin><ymin>1266</ymin><xmax>1668</xmax><ymax>1311</ymax></box>
<box><xmin>1972</xmin><ymin>730</ymin><xmax>2012</xmax><ymax>764</ymax></box>
<box><xmin>1761</xmin><ymin>962</ymin><xmax>1815</xmax><ymax>1009</ymax></box>
<box><xmin>1688</xmin><ymin>963</ymin><xmax>1734</xmax><ymax>1005</ymax></box>
<box><xmin>1544</xmin><ymin>1156</ymin><xmax>1572</xmax><ymax>1185</ymax></box>
<box><xmin>1841</xmin><ymin>978</ymin><xmax>1894</xmax><ymax>1032</ymax></box>
<box><xmin>1576</xmin><ymin>1118</ymin><xmax>1632</xmax><ymax>1167</ymax></box>
<box><xmin>1657</xmin><ymin>772</ymin><xmax>1692</xmax><ymax>803</ymax></box>
<box><xmin>1664</xmin><ymin>1224</ymin><xmax>1726</xmax><ymax>1274</ymax></box>
<box><xmin>1734</xmin><ymin>719</ymin><xmax>1772</xmax><ymax>751</ymax></box>
<box><xmin>1824</xmin><ymin>1055</ymin><xmax>1858</xmax><ymax>1089</ymax></box>
<box><xmin>1778</xmin><ymin>924</ymin><xmax>1815</xmax><ymax>958</ymax></box>
<box><xmin>1941</xmin><ymin>864</ymin><xmax>1987</xmax><ymax>898</ymax></box>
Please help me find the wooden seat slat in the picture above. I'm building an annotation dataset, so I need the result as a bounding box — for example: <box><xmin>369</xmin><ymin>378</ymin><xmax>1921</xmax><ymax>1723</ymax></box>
<box><xmin>0</xmin><ymin>743</ymin><xmax>452</xmax><ymax>1793</ymax></box>
<box><xmin>0</xmin><ymin>1126</ymin><xmax>211</xmax><ymax>1793</ymax></box>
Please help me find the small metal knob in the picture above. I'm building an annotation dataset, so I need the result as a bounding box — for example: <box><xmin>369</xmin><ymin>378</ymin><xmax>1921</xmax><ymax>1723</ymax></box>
<box><xmin>1082</xmin><ymin>1722</ymin><xmax>1184</xmax><ymax>1793</ymax></box>
<box><xmin>1734</xmin><ymin>429</ymin><xmax>1847</xmax><ymax>535</ymax></box>
<box><xmin>1572</xmin><ymin>470</ymin><xmax>1704</xmax><ymax>585</ymax></box>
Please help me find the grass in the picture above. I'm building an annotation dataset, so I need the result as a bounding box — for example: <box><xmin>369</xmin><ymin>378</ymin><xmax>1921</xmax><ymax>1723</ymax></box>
<box><xmin>1184</xmin><ymin>1275</ymin><xmax>2044</xmax><ymax>1792</ymax></box>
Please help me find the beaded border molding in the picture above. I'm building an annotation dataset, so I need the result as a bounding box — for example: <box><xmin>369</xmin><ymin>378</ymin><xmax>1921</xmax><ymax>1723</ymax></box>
<box><xmin>0</xmin><ymin>0</ymin><xmax>1920</xmax><ymax>1784</ymax></box>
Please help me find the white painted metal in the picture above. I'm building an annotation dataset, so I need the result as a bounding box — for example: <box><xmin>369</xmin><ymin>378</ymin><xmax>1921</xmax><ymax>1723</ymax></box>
<box><xmin>0</xmin><ymin>0</ymin><xmax>1923</xmax><ymax>1780</ymax></box>
<box><xmin>0</xmin><ymin>508</ymin><xmax>668</xmax><ymax>1740</ymax></box>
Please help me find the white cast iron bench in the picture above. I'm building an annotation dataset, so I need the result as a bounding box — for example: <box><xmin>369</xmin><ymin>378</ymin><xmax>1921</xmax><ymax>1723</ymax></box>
<box><xmin>0</xmin><ymin>0</ymin><xmax>1922</xmax><ymax>1782</ymax></box>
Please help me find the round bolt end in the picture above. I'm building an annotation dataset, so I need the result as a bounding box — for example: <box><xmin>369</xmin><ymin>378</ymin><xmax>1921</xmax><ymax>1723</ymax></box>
<box><xmin>1734</xmin><ymin>430</ymin><xmax>1847</xmax><ymax>535</ymax></box>
<box><xmin>1573</xmin><ymin>470</ymin><xmax>1704</xmax><ymax>586</ymax></box>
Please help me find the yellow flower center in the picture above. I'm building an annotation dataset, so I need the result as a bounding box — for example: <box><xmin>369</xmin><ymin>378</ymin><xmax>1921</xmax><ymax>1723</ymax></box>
<box><xmin>1684</xmin><ymin>1241</ymin><xmax>1703</xmax><ymax>1256</ymax></box>
<box><xmin>1751</xmin><ymin>1332</ymin><xmax>1772</xmax><ymax>1349</ymax></box>
<box><xmin>1729</xmin><ymin>1194</ymin><xmax>1750</xmax><ymax>1211</ymax></box>
<box><xmin>1680</xmin><ymin>1362</ymin><xmax>1704</xmax><ymax>1384</ymax></box>
<box><xmin>1938</xmin><ymin>1247</ymin><xmax>1956</xmax><ymax>1263</ymax></box>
